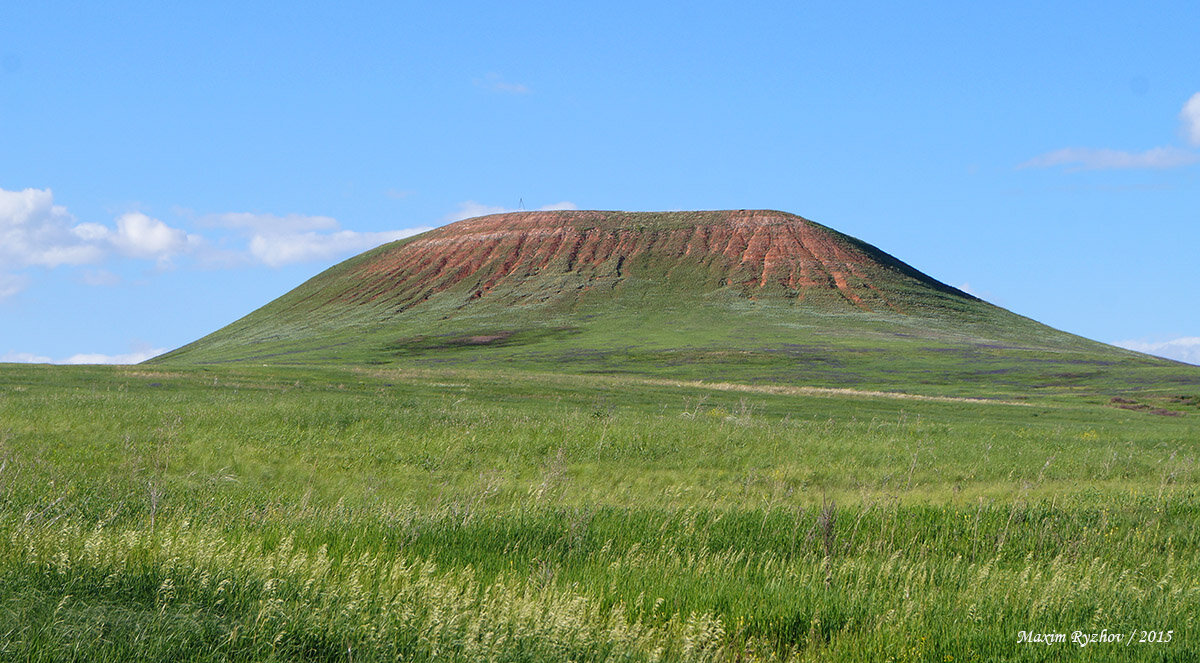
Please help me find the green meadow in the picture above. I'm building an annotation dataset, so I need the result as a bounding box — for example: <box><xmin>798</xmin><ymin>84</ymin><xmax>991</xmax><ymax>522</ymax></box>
<box><xmin>6</xmin><ymin>208</ymin><xmax>1199</xmax><ymax>661</ymax></box>
<box><xmin>2</xmin><ymin>362</ymin><xmax>1197</xmax><ymax>661</ymax></box>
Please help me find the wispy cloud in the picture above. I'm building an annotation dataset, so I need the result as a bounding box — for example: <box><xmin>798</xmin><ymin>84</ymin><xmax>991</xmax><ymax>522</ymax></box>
<box><xmin>0</xmin><ymin>273</ymin><xmax>29</xmax><ymax>300</ymax></box>
<box><xmin>204</xmin><ymin>212</ymin><xmax>430</xmax><ymax>267</ymax></box>
<box><xmin>0</xmin><ymin>351</ymin><xmax>51</xmax><ymax>364</ymax></box>
<box><xmin>59</xmin><ymin>347</ymin><xmax>168</xmax><ymax>364</ymax></box>
<box><xmin>1018</xmin><ymin>146</ymin><xmax>1198</xmax><ymax>171</ymax></box>
<box><xmin>1114</xmin><ymin>337</ymin><xmax>1200</xmax><ymax>366</ymax></box>
<box><xmin>248</xmin><ymin>228</ymin><xmax>429</xmax><ymax>267</ymax></box>
<box><xmin>474</xmin><ymin>73</ymin><xmax>531</xmax><ymax>94</ymax></box>
<box><xmin>1021</xmin><ymin>93</ymin><xmax>1200</xmax><ymax>171</ymax></box>
<box><xmin>1</xmin><ymin>345</ymin><xmax>167</xmax><ymax>365</ymax></box>
<box><xmin>445</xmin><ymin>200</ymin><xmax>578</xmax><ymax>223</ymax></box>
<box><xmin>79</xmin><ymin>269</ymin><xmax>121</xmax><ymax>287</ymax></box>
<box><xmin>1181</xmin><ymin>92</ymin><xmax>1200</xmax><ymax>146</ymax></box>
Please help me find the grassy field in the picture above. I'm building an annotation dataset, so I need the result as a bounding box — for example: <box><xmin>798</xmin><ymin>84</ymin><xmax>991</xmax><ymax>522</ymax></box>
<box><xmin>2</xmin><ymin>362</ymin><xmax>1198</xmax><ymax>661</ymax></box>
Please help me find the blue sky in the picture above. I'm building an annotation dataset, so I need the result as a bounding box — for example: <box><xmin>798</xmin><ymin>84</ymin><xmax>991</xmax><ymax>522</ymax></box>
<box><xmin>2</xmin><ymin>1</ymin><xmax>1197</xmax><ymax>365</ymax></box>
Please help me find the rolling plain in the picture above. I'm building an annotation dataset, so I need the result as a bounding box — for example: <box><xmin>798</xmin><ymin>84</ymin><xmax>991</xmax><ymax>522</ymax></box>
<box><xmin>2</xmin><ymin>210</ymin><xmax>1198</xmax><ymax>661</ymax></box>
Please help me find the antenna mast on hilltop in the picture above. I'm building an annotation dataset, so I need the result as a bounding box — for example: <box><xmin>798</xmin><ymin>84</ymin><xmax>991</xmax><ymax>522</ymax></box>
<box><xmin>519</xmin><ymin>198</ymin><xmax>525</xmax><ymax>210</ymax></box>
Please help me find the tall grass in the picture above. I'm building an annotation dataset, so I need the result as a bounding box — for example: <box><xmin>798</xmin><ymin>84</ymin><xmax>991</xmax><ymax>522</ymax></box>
<box><xmin>1</xmin><ymin>363</ymin><xmax>1197</xmax><ymax>660</ymax></box>
<box><xmin>3</xmin><ymin>497</ymin><xmax>1198</xmax><ymax>661</ymax></box>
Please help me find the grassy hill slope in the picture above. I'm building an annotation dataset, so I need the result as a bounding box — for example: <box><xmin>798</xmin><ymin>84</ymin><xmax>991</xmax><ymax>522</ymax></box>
<box><xmin>153</xmin><ymin>210</ymin><xmax>1197</xmax><ymax>397</ymax></box>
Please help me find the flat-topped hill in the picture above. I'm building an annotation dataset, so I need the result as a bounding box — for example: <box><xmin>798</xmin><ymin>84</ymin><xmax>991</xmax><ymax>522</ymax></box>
<box><xmin>152</xmin><ymin>210</ymin><xmax>1198</xmax><ymax>398</ymax></box>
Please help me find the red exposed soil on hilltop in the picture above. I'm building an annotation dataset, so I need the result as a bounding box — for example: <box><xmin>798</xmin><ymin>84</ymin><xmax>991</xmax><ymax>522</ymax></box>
<box><xmin>330</xmin><ymin>210</ymin><xmax>908</xmax><ymax>312</ymax></box>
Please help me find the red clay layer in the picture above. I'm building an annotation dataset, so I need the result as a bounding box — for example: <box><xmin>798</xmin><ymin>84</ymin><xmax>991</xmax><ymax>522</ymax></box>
<box><xmin>339</xmin><ymin>210</ymin><xmax>898</xmax><ymax>311</ymax></box>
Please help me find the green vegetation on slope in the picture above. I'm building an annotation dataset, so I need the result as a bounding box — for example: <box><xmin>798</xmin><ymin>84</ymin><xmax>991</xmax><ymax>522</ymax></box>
<box><xmin>2</xmin><ymin>363</ymin><xmax>1198</xmax><ymax>661</ymax></box>
<box><xmin>151</xmin><ymin>211</ymin><xmax>1196</xmax><ymax>399</ymax></box>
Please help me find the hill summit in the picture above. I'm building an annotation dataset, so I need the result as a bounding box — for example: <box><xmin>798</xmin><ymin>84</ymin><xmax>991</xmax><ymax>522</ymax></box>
<box><xmin>155</xmin><ymin>210</ymin><xmax>1192</xmax><ymax>397</ymax></box>
<box><xmin>324</xmin><ymin>209</ymin><xmax>970</xmax><ymax>314</ymax></box>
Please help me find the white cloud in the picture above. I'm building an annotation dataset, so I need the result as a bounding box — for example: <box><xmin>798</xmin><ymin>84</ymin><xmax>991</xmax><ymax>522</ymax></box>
<box><xmin>1</xmin><ymin>346</ymin><xmax>167</xmax><ymax>365</ymax></box>
<box><xmin>1022</xmin><ymin>94</ymin><xmax>1200</xmax><ymax>171</ymax></box>
<box><xmin>110</xmin><ymin>212</ymin><xmax>198</xmax><ymax>260</ymax></box>
<box><xmin>0</xmin><ymin>187</ymin><xmax>438</xmax><ymax>280</ymax></box>
<box><xmin>1181</xmin><ymin>92</ymin><xmax>1200</xmax><ymax>146</ymax></box>
<box><xmin>61</xmin><ymin>347</ymin><xmax>168</xmax><ymax>364</ymax></box>
<box><xmin>0</xmin><ymin>187</ymin><xmax>197</xmax><ymax>271</ymax></box>
<box><xmin>445</xmin><ymin>200</ymin><xmax>579</xmax><ymax>223</ymax></box>
<box><xmin>72</xmin><ymin>222</ymin><xmax>110</xmax><ymax>242</ymax></box>
<box><xmin>248</xmin><ymin>228</ymin><xmax>430</xmax><ymax>267</ymax></box>
<box><xmin>0</xmin><ymin>187</ymin><xmax>105</xmax><ymax>268</ymax></box>
<box><xmin>1019</xmin><ymin>146</ymin><xmax>1198</xmax><ymax>171</ymax></box>
<box><xmin>1</xmin><ymin>351</ymin><xmax>52</xmax><ymax>364</ymax></box>
<box><xmin>1115</xmin><ymin>337</ymin><xmax>1200</xmax><ymax>366</ymax></box>
<box><xmin>0</xmin><ymin>272</ymin><xmax>29</xmax><ymax>300</ymax></box>
<box><xmin>205</xmin><ymin>211</ymin><xmax>430</xmax><ymax>267</ymax></box>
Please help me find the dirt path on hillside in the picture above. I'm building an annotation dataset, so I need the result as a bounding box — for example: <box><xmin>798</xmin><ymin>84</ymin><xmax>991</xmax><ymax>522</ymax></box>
<box><xmin>627</xmin><ymin>377</ymin><xmax>1031</xmax><ymax>405</ymax></box>
<box><xmin>354</xmin><ymin>367</ymin><xmax>1030</xmax><ymax>406</ymax></box>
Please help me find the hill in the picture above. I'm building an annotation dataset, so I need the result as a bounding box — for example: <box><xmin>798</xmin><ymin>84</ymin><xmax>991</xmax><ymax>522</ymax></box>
<box><xmin>153</xmin><ymin>209</ymin><xmax>1198</xmax><ymax>398</ymax></box>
